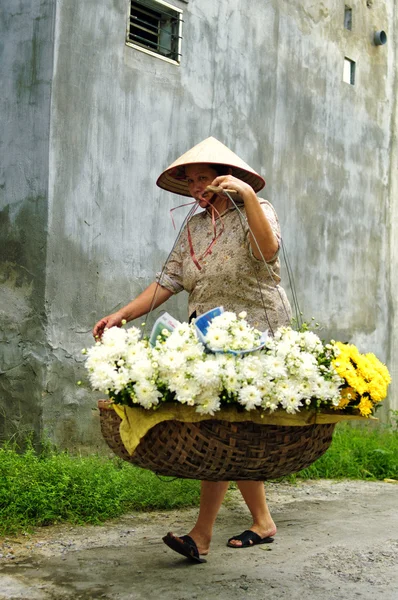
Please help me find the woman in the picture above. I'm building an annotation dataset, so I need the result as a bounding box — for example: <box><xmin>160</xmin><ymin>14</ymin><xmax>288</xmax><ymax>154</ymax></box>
<box><xmin>93</xmin><ymin>137</ymin><xmax>292</xmax><ymax>562</ymax></box>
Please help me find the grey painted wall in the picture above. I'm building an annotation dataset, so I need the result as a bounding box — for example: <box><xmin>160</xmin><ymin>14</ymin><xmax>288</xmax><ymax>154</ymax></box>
<box><xmin>1</xmin><ymin>0</ymin><xmax>397</xmax><ymax>448</ymax></box>
<box><xmin>0</xmin><ymin>0</ymin><xmax>55</xmax><ymax>443</ymax></box>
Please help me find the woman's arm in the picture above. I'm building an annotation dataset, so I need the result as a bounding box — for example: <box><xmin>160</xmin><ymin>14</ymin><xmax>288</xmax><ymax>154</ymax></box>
<box><xmin>211</xmin><ymin>175</ymin><xmax>279</xmax><ymax>261</ymax></box>
<box><xmin>92</xmin><ymin>282</ymin><xmax>173</xmax><ymax>338</ymax></box>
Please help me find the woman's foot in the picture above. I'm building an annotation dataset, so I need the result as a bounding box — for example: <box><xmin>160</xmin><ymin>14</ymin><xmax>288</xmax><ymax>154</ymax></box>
<box><xmin>187</xmin><ymin>528</ymin><xmax>211</xmax><ymax>555</ymax></box>
<box><xmin>162</xmin><ymin>532</ymin><xmax>207</xmax><ymax>563</ymax></box>
<box><xmin>227</xmin><ymin>523</ymin><xmax>277</xmax><ymax>548</ymax></box>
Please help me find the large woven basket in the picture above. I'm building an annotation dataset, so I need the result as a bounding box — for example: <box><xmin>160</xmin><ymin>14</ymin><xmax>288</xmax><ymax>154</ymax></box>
<box><xmin>98</xmin><ymin>400</ymin><xmax>336</xmax><ymax>481</ymax></box>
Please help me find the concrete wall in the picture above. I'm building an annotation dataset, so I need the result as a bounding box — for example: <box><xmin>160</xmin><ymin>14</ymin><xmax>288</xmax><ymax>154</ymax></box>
<box><xmin>1</xmin><ymin>0</ymin><xmax>397</xmax><ymax>448</ymax></box>
<box><xmin>0</xmin><ymin>0</ymin><xmax>55</xmax><ymax>443</ymax></box>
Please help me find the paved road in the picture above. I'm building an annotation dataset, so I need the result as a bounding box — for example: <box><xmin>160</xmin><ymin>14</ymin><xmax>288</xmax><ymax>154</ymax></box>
<box><xmin>0</xmin><ymin>480</ymin><xmax>397</xmax><ymax>599</ymax></box>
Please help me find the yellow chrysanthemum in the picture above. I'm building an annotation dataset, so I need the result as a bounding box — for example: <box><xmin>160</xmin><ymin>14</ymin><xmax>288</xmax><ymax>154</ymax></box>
<box><xmin>355</xmin><ymin>355</ymin><xmax>375</xmax><ymax>380</ymax></box>
<box><xmin>336</xmin><ymin>397</ymin><xmax>351</xmax><ymax>410</ymax></box>
<box><xmin>339</xmin><ymin>342</ymin><xmax>362</xmax><ymax>364</ymax></box>
<box><xmin>333</xmin><ymin>342</ymin><xmax>391</xmax><ymax>405</ymax></box>
<box><xmin>334</xmin><ymin>386</ymin><xmax>358</xmax><ymax>410</ymax></box>
<box><xmin>365</xmin><ymin>353</ymin><xmax>392</xmax><ymax>385</ymax></box>
<box><xmin>334</xmin><ymin>342</ymin><xmax>352</xmax><ymax>361</ymax></box>
<box><xmin>367</xmin><ymin>376</ymin><xmax>389</xmax><ymax>402</ymax></box>
<box><xmin>358</xmin><ymin>396</ymin><xmax>373</xmax><ymax>417</ymax></box>
<box><xmin>346</xmin><ymin>344</ymin><xmax>362</xmax><ymax>364</ymax></box>
<box><xmin>342</xmin><ymin>370</ymin><xmax>368</xmax><ymax>396</ymax></box>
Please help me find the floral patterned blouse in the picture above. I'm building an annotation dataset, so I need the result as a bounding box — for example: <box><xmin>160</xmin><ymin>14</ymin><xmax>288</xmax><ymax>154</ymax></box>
<box><xmin>157</xmin><ymin>200</ymin><xmax>292</xmax><ymax>334</ymax></box>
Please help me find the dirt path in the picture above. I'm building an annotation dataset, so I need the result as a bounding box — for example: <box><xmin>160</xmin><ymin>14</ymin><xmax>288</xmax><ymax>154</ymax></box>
<box><xmin>1</xmin><ymin>480</ymin><xmax>397</xmax><ymax>600</ymax></box>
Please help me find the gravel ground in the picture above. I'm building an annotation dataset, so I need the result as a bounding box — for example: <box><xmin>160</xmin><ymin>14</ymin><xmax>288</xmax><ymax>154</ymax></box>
<box><xmin>0</xmin><ymin>479</ymin><xmax>397</xmax><ymax>600</ymax></box>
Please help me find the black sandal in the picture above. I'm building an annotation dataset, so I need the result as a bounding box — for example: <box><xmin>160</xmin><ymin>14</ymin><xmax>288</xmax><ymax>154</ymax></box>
<box><xmin>162</xmin><ymin>532</ymin><xmax>207</xmax><ymax>563</ymax></box>
<box><xmin>227</xmin><ymin>530</ymin><xmax>274</xmax><ymax>548</ymax></box>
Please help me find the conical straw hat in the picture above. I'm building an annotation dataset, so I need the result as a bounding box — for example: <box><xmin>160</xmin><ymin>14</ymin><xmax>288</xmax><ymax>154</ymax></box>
<box><xmin>156</xmin><ymin>137</ymin><xmax>265</xmax><ymax>197</ymax></box>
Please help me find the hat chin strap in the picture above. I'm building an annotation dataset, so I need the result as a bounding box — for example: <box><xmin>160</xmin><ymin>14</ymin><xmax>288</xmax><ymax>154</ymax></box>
<box><xmin>168</xmin><ymin>193</ymin><xmax>225</xmax><ymax>272</ymax></box>
<box><xmin>198</xmin><ymin>193</ymin><xmax>217</xmax><ymax>207</ymax></box>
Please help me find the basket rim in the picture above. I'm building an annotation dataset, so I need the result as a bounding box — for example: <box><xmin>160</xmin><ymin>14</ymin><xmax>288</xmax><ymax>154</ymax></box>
<box><xmin>97</xmin><ymin>399</ymin><xmax>372</xmax><ymax>422</ymax></box>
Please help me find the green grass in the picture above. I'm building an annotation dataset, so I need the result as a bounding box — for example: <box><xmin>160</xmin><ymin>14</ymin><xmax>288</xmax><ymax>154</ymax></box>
<box><xmin>0</xmin><ymin>423</ymin><xmax>397</xmax><ymax>537</ymax></box>
<box><xmin>0</xmin><ymin>443</ymin><xmax>200</xmax><ymax>537</ymax></box>
<box><xmin>288</xmin><ymin>422</ymin><xmax>398</xmax><ymax>481</ymax></box>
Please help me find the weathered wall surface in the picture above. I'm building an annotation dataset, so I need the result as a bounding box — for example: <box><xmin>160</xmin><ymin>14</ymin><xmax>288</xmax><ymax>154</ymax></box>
<box><xmin>387</xmin><ymin>13</ymin><xmax>398</xmax><ymax>422</ymax></box>
<box><xmin>267</xmin><ymin>0</ymin><xmax>397</xmax><ymax>421</ymax></box>
<box><xmin>2</xmin><ymin>0</ymin><xmax>396</xmax><ymax>447</ymax></box>
<box><xmin>0</xmin><ymin>0</ymin><xmax>55</xmax><ymax>443</ymax></box>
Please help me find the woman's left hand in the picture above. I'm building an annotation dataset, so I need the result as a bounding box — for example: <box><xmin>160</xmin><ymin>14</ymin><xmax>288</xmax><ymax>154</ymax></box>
<box><xmin>213</xmin><ymin>175</ymin><xmax>279</xmax><ymax>261</ymax></box>
<box><xmin>211</xmin><ymin>175</ymin><xmax>255</xmax><ymax>201</ymax></box>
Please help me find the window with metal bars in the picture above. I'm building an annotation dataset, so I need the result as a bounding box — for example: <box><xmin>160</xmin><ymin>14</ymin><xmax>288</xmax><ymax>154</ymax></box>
<box><xmin>127</xmin><ymin>0</ymin><xmax>183</xmax><ymax>64</ymax></box>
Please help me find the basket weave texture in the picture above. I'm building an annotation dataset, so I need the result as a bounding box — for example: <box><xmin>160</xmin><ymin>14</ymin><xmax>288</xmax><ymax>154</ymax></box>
<box><xmin>99</xmin><ymin>401</ymin><xmax>336</xmax><ymax>481</ymax></box>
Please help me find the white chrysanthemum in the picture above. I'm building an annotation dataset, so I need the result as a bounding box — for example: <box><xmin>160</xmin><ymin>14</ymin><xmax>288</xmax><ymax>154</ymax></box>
<box><xmin>271</xmin><ymin>378</ymin><xmax>292</xmax><ymax>402</ymax></box>
<box><xmin>88</xmin><ymin>362</ymin><xmax>119</xmax><ymax>392</ymax></box>
<box><xmin>85</xmin><ymin>346</ymin><xmax>109</xmax><ymax>370</ymax></box>
<box><xmin>330</xmin><ymin>391</ymin><xmax>344</xmax><ymax>406</ymax></box>
<box><xmin>173</xmin><ymin>378</ymin><xmax>201</xmax><ymax>404</ymax></box>
<box><xmin>280</xmin><ymin>395</ymin><xmax>303</xmax><ymax>414</ymax></box>
<box><xmin>157</xmin><ymin>350</ymin><xmax>186</xmax><ymax>372</ymax></box>
<box><xmin>296</xmin><ymin>380</ymin><xmax>315</xmax><ymax>399</ymax></box>
<box><xmin>86</xmin><ymin>340</ymin><xmax>126</xmax><ymax>366</ymax></box>
<box><xmin>280</xmin><ymin>327</ymin><xmax>300</xmax><ymax>343</ymax></box>
<box><xmin>232</xmin><ymin>321</ymin><xmax>261</xmax><ymax>346</ymax></box>
<box><xmin>164</xmin><ymin>370</ymin><xmax>185</xmax><ymax>388</ymax></box>
<box><xmin>126</xmin><ymin>326</ymin><xmax>142</xmax><ymax>345</ymax></box>
<box><xmin>101</xmin><ymin>326</ymin><xmax>128</xmax><ymax>348</ymax></box>
<box><xmin>217</xmin><ymin>355</ymin><xmax>242</xmax><ymax>392</ymax></box>
<box><xmin>204</xmin><ymin>312</ymin><xmax>262</xmax><ymax>352</ymax></box>
<box><xmin>165</xmin><ymin>371</ymin><xmax>198</xmax><ymax>403</ymax></box>
<box><xmin>257</xmin><ymin>378</ymin><xmax>273</xmax><ymax>397</ymax></box>
<box><xmin>230</xmin><ymin>320</ymin><xmax>255</xmax><ymax>336</ymax></box>
<box><xmin>238</xmin><ymin>385</ymin><xmax>263</xmax><ymax>410</ymax></box>
<box><xmin>213</xmin><ymin>352</ymin><xmax>234</xmax><ymax>368</ymax></box>
<box><xmin>210</xmin><ymin>311</ymin><xmax>236</xmax><ymax>327</ymax></box>
<box><xmin>133</xmin><ymin>382</ymin><xmax>161</xmax><ymax>409</ymax></box>
<box><xmin>176</xmin><ymin>322</ymin><xmax>192</xmax><ymax>336</ymax></box>
<box><xmin>193</xmin><ymin>357</ymin><xmax>221</xmax><ymax>387</ymax></box>
<box><xmin>239</xmin><ymin>355</ymin><xmax>264</xmax><ymax>382</ymax></box>
<box><xmin>194</xmin><ymin>390</ymin><xmax>221</xmax><ymax>415</ymax></box>
<box><xmin>125</xmin><ymin>341</ymin><xmax>151</xmax><ymax>364</ymax></box>
<box><xmin>293</xmin><ymin>352</ymin><xmax>318</xmax><ymax>379</ymax></box>
<box><xmin>180</xmin><ymin>342</ymin><xmax>205</xmax><ymax>361</ymax></box>
<box><xmin>222</xmin><ymin>371</ymin><xmax>241</xmax><ymax>393</ymax></box>
<box><xmin>111</xmin><ymin>369</ymin><xmax>131</xmax><ymax>393</ymax></box>
<box><xmin>127</xmin><ymin>356</ymin><xmax>155</xmax><ymax>382</ymax></box>
<box><xmin>230</xmin><ymin>331</ymin><xmax>256</xmax><ymax>351</ymax></box>
<box><xmin>261</xmin><ymin>354</ymin><xmax>288</xmax><ymax>379</ymax></box>
<box><xmin>206</xmin><ymin>327</ymin><xmax>231</xmax><ymax>350</ymax></box>
<box><xmin>262</xmin><ymin>381</ymin><xmax>280</xmax><ymax>410</ymax></box>
<box><xmin>299</xmin><ymin>331</ymin><xmax>323</xmax><ymax>354</ymax></box>
<box><xmin>163</xmin><ymin>324</ymin><xmax>192</xmax><ymax>350</ymax></box>
<box><xmin>313</xmin><ymin>378</ymin><xmax>342</xmax><ymax>404</ymax></box>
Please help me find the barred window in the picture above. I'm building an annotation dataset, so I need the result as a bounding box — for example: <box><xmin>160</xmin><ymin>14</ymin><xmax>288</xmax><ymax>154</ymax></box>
<box><xmin>344</xmin><ymin>6</ymin><xmax>352</xmax><ymax>31</ymax></box>
<box><xmin>127</xmin><ymin>0</ymin><xmax>183</xmax><ymax>64</ymax></box>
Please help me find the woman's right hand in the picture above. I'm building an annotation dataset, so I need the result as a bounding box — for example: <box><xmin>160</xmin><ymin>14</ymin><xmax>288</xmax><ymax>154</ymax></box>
<box><xmin>92</xmin><ymin>311</ymin><xmax>125</xmax><ymax>340</ymax></box>
<box><xmin>92</xmin><ymin>282</ymin><xmax>173</xmax><ymax>341</ymax></box>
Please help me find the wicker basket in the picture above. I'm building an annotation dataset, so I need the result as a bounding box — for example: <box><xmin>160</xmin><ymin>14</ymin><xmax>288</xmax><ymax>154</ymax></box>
<box><xmin>98</xmin><ymin>400</ymin><xmax>336</xmax><ymax>481</ymax></box>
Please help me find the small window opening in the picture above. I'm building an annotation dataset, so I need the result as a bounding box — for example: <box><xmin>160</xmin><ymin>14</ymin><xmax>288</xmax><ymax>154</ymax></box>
<box><xmin>343</xmin><ymin>57</ymin><xmax>356</xmax><ymax>85</ymax></box>
<box><xmin>344</xmin><ymin>6</ymin><xmax>352</xmax><ymax>30</ymax></box>
<box><xmin>127</xmin><ymin>0</ymin><xmax>183</xmax><ymax>64</ymax></box>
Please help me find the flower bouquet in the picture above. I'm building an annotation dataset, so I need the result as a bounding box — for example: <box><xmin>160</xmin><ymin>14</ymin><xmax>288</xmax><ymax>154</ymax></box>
<box><xmin>85</xmin><ymin>308</ymin><xmax>390</xmax><ymax>419</ymax></box>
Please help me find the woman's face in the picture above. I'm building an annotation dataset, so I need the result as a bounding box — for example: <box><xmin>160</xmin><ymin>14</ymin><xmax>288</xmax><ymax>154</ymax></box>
<box><xmin>185</xmin><ymin>164</ymin><xmax>219</xmax><ymax>208</ymax></box>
